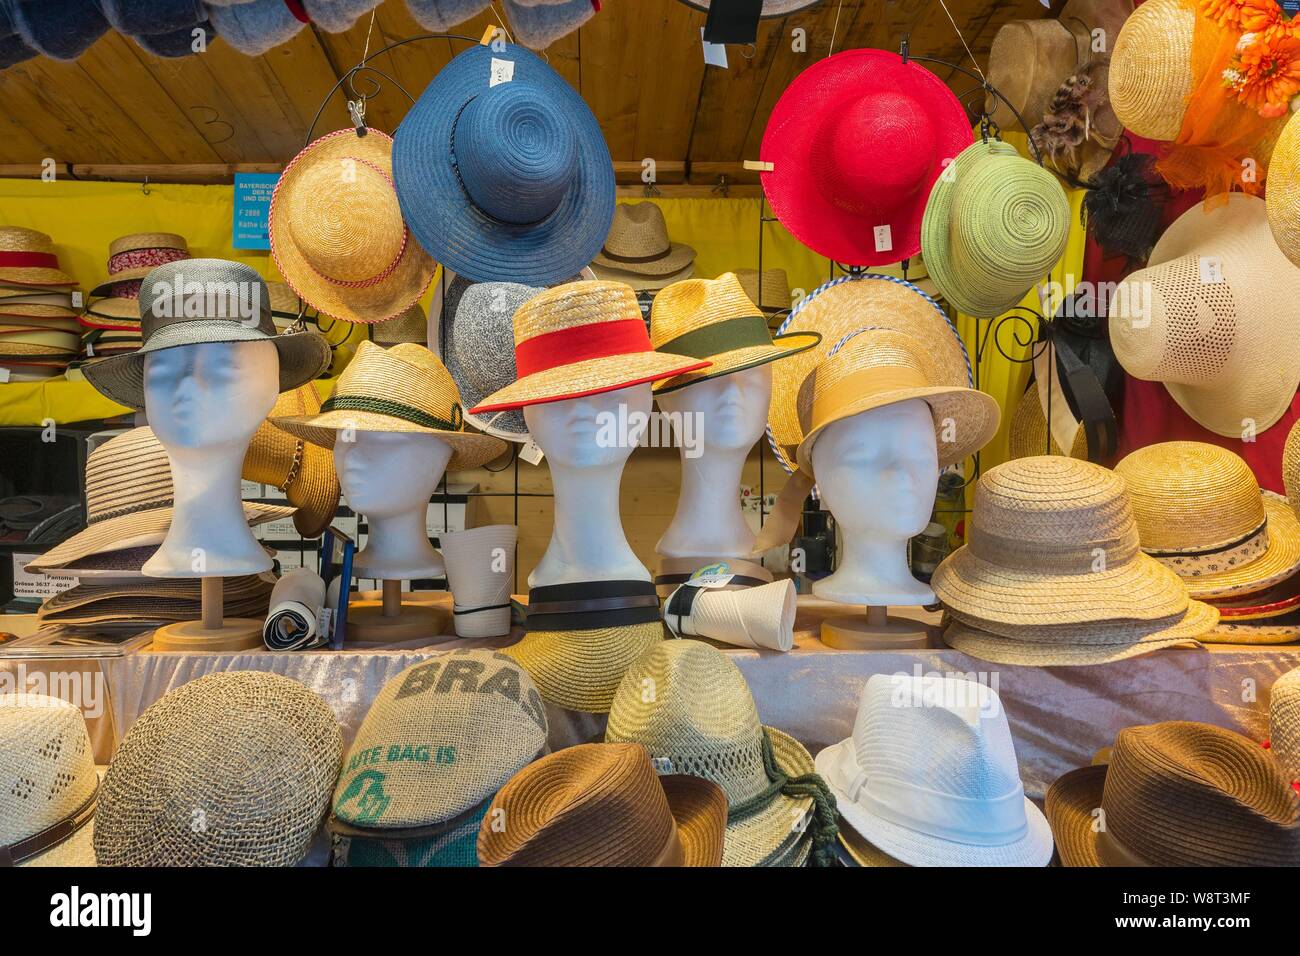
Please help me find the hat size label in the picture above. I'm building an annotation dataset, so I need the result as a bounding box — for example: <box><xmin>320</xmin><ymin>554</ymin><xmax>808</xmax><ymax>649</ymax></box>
<box><xmin>490</xmin><ymin>58</ymin><xmax>515</xmax><ymax>88</ymax></box>
<box><xmin>873</xmin><ymin>225</ymin><xmax>893</xmax><ymax>253</ymax></box>
<box><xmin>1198</xmin><ymin>256</ymin><xmax>1224</xmax><ymax>284</ymax></box>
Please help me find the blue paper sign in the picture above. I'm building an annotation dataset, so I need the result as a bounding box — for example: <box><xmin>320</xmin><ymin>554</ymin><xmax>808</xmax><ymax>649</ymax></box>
<box><xmin>232</xmin><ymin>172</ymin><xmax>280</xmax><ymax>250</ymax></box>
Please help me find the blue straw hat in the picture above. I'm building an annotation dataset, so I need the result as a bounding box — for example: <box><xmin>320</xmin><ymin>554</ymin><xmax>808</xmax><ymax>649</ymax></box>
<box><xmin>403</xmin><ymin>0</ymin><xmax>488</xmax><ymax>30</ymax></box>
<box><xmin>98</xmin><ymin>0</ymin><xmax>204</xmax><ymax>35</ymax></box>
<box><xmin>206</xmin><ymin>0</ymin><xmax>304</xmax><ymax>56</ymax></box>
<box><xmin>132</xmin><ymin>19</ymin><xmax>208</xmax><ymax>56</ymax></box>
<box><xmin>502</xmin><ymin>0</ymin><xmax>596</xmax><ymax>50</ymax></box>
<box><xmin>393</xmin><ymin>42</ymin><xmax>614</xmax><ymax>285</ymax></box>
<box><xmin>3</xmin><ymin>0</ymin><xmax>109</xmax><ymax>61</ymax></box>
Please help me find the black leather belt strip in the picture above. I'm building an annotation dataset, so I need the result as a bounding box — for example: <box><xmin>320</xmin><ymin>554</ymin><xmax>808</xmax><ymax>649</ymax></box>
<box><xmin>0</xmin><ymin>779</ymin><xmax>98</xmax><ymax>866</ymax></box>
<box><xmin>526</xmin><ymin>580</ymin><xmax>661</xmax><ymax>632</ymax></box>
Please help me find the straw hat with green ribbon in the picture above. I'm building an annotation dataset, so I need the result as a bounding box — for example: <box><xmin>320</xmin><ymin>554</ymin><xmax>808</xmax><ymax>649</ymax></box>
<box><xmin>650</xmin><ymin>272</ymin><xmax>820</xmax><ymax>395</ymax></box>
<box><xmin>605</xmin><ymin>639</ymin><xmax>839</xmax><ymax>867</ymax></box>
<box><xmin>272</xmin><ymin>340</ymin><xmax>506</xmax><ymax>471</ymax></box>
<box><xmin>921</xmin><ymin>138</ymin><xmax>1071</xmax><ymax>319</ymax></box>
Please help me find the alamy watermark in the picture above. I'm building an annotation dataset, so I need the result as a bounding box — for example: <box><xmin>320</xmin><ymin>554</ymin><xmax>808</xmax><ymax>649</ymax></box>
<box><xmin>149</xmin><ymin>273</ymin><xmax>262</xmax><ymax>327</ymax></box>
<box><xmin>596</xmin><ymin>404</ymin><xmax>703</xmax><ymax>459</ymax></box>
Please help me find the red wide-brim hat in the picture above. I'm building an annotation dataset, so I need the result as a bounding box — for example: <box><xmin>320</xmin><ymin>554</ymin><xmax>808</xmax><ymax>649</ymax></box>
<box><xmin>760</xmin><ymin>49</ymin><xmax>973</xmax><ymax>267</ymax></box>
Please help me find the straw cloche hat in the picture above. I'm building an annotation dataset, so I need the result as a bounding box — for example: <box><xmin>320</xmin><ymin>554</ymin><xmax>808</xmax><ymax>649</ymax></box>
<box><xmin>1270</xmin><ymin>667</ymin><xmax>1300</xmax><ymax>786</ymax></box>
<box><xmin>88</xmin><ymin>232</ymin><xmax>189</xmax><ymax>297</ymax></box>
<box><xmin>244</xmin><ymin>384</ymin><xmax>342</xmax><ymax>539</ymax></box>
<box><xmin>591</xmin><ymin>202</ymin><xmax>696</xmax><ymax>278</ymax></box>
<box><xmin>0</xmin><ymin>227</ymin><xmax>76</xmax><ymax>288</ymax></box>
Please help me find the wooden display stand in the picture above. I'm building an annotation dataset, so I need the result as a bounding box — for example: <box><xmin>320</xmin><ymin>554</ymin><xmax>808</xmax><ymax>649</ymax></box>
<box><xmin>347</xmin><ymin>579</ymin><xmax>450</xmax><ymax>643</ymax></box>
<box><xmin>820</xmin><ymin>605</ymin><xmax>936</xmax><ymax>651</ymax></box>
<box><xmin>151</xmin><ymin>578</ymin><xmax>263</xmax><ymax>652</ymax></box>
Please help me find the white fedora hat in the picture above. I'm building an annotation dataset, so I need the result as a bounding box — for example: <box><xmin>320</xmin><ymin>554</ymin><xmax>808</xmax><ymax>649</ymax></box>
<box><xmin>441</xmin><ymin>524</ymin><xmax>517</xmax><ymax>638</ymax></box>
<box><xmin>815</xmin><ymin>673</ymin><xmax>1054</xmax><ymax>867</ymax></box>
<box><xmin>664</xmin><ymin>578</ymin><xmax>796</xmax><ymax>652</ymax></box>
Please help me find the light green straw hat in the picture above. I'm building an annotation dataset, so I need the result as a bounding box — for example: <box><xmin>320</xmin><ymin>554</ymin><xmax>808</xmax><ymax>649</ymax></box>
<box><xmin>921</xmin><ymin>139</ymin><xmax>1071</xmax><ymax>319</ymax></box>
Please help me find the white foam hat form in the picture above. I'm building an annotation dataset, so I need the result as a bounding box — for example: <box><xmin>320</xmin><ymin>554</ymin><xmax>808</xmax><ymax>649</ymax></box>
<box><xmin>669</xmin><ymin>578</ymin><xmax>796</xmax><ymax>652</ymax></box>
<box><xmin>440</xmin><ymin>524</ymin><xmax>517</xmax><ymax>638</ymax></box>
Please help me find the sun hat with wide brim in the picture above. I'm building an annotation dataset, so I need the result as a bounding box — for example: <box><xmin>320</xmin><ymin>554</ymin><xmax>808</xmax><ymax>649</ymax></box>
<box><xmin>0</xmin><ymin>227</ymin><xmax>77</xmax><ymax>287</ymax></box>
<box><xmin>1108</xmin><ymin>0</ymin><xmax>1195</xmax><ymax>142</ymax></box>
<box><xmin>469</xmin><ymin>280</ymin><xmax>709</xmax><ymax>414</ymax></box>
<box><xmin>760</xmin><ymin>48</ymin><xmax>973</xmax><ymax>267</ymax></box>
<box><xmin>946</xmin><ymin>599</ymin><xmax>1218</xmax><ymax>644</ymax></box>
<box><xmin>590</xmin><ymin>202</ymin><xmax>696</xmax><ymax>277</ymax></box>
<box><xmin>650</xmin><ymin>272</ymin><xmax>820</xmax><ymax>394</ymax></box>
<box><xmin>271</xmin><ymin>128</ymin><xmax>436</xmax><ymax>326</ymax></box>
<box><xmin>81</xmin><ymin>259</ymin><xmax>333</xmax><ymax>412</ymax></box>
<box><xmin>244</xmin><ymin>384</ymin><xmax>341</xmax><ymax>539</ymax></box>
<box><xmin>88</xmin><ymin>232</ymin><xmax>190</xmax><ymax>296</ymax></box>
<box><xmin>942</xmin><ymin>615</ymin><xmax>1207</xmax><ymax>666</ymax></box>
<box><xmin>921</xmin><ymin>138</ymin><xmax>1071</xmax><ymax>319</ymax></box>
<box><xmin>1267</xmin><ymin>109</ymin><xmax>1300</xmax><ymax>268</ymax></box>
<box><xmin>393</xmin><ymin>42</ymin><xmax>615</xmax><ymax>286</ymax></box>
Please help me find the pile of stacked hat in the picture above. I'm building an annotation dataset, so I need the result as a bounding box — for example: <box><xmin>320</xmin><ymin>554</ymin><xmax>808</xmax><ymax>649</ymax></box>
<box><xmin>0</xmin><ymin>227</ymin><xmax>81</xmax><ymax>382</ymax></box>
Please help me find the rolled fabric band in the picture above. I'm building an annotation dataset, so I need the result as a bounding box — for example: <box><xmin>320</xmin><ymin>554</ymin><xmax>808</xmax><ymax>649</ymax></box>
<box><xmin>321</xmin><ymin>394</ymin><xmax>463</xmax><ymax>432</ymax></box>
<box><xmin>839</xmin><ymin>767</ymin><xmax>1028</xmax><ymax>847</ymax></box>
<box><xmin>656</xmin><ymin>314</ymin><xmax>773</xmax><ymax>359</ymax></box>
<box><xmin>526</xmin><ymin>579</ymin><xmax>661</xmax><ymax>632</ymax></box>
<box><xmin>1145</xmin><ymin>519</ymin><xmax>1269</xmax><ymax>578</ymax></box>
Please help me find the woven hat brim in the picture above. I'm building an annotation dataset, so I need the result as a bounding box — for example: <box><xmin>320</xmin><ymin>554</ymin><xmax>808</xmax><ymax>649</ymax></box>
<box><xmin>1007</xmin><ymin>387</ymin><xmax>1089</xmax><ymax>460</ymax></box>
<box><xmin>591</xmin><ymin>241</ymin><xmax>696</xmax><ymax>277</ymax></box>
<box><xmin>471</xmin><ymin>351</ymin><xmax>711</xmax><ymax>414</ymax></box>
<box><xmin>1201</xmin><ymin>608</ymin><xmax>1300</xmax><ymax>644</ymax></box>
<box><xmin>654</xmin><ymin>332</ymin><xmax>822</xmax><ymax>395</ymax></box>
<box><xmin>270</xmin><ymin>410</ymin><xmax>506</xmax><ymax>472</ymax></box>
<box><xmin>0</xmin><ymin>320</ymin><xmax>81</xmax><ymax>335</ymax></box>
<box><xmin>660</xmin><ymin>774</ymin><xmax>728</xmax><ymax>867</ymax></box>
<box><xmin>0</xmin><ymin>304</ymin><xmax>79</xmax><ymax>319</ymax></box>
<box><xmin>502</xmin><ymin>620</ymin><xmax>664</xmax><ymax>714</ymax></box>
<box><xmin>815</xmin><ymin>738</ymin><xmax>1054</xmax><ymax>867</ymax></box>
<box><xmin>286</xmin><ymin>440</ymin><xmax>341</xmax><ymax>538</ymax></box>
<box><xmin>947</xmin><ymin>598</ymin><xmax>1219</xmax><ymax>643</ymax></box>
<box><xmin>590</xmin><ymin>261</ymin><xmax>696</xmax><ymax>292</ymax></box>
<box><xmin>82</xmin><ymin>324</ymin><xmax>332</xmax><ymax>412</ymax></box>
<box><xmin>1161</xmin><ymin>496</ymin><xmax>1300</xmax><ymax>600</ymax></box>
<box><xmin>838</xmin><ymin>825</ymin><xmax>909</xmax><ymax>867</ymax></box>
<box><xmin>1043</xmin><ymin>764</ymin><xmax>1107</xmax><ymax>866</ymax></box>
<box><xmin>942</xmin><ymin>619</ymin><xmax>1202</xmax><ymax>666</ymax></box>
<box><xmin>90</xmin><ymin>266</ymin><xmax>162</xmax><ymax>296</ymax></box>
<box><xmin>721</xmin><ymin>726</ymin><xmax>816</xmax><ymax>867</ymax></box>
<box><xmin>0</xmin><ymin>267</ymin><xmax>77</xmax><ymax>287</ymax></box>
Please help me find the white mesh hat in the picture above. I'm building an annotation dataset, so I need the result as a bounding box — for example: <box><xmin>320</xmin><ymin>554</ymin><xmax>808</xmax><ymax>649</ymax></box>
<box><xmin>1109</xmin><ymin>194</ymin><xmax>1300</xmax><ymax>438</ymax></box>
<box><xmin>441</xmin><ymin>525</ymin><xmax>517</xmax><ymax>639</ymax></box>
<box><xmin>815</xmin><ymin>673</ymin><xmax>1054</xmax><ymax>867</ymax></box>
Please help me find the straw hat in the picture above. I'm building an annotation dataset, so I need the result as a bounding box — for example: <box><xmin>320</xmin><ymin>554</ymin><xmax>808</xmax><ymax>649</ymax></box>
<box><xmin>1109</xmin><ymin>194</ymin><xmax>1300</xmax><ymax>438</ymax></box>
<box><xmin>664</xmin><ymin>578</ymin><xmax>797</xmax><ymax>652</ymax></box>
<box><xmin>80</xmin><ymin>296</ymin><xmax>141</xmax><ymax>330</ymax></box>
<box><xmin>921</xmin><ymin>139</ymin><xmax>1071</xmax><ymax>319</ymax></box>
<box><xmin>88</xmin><ymin>232</ymin><xmax>189</xmax><ymax>296</ymax></box>
<box><xmin>1268</xmin><ymin>109</ymin><xmax>1300</xmax><ymax>268</ymax></box>
<box><xmin>605</xmin><ymin>639</ymin><xmax>839</xmax><ymax>867</ymax></box>
<box><xmin>445</xmin><ymin>280</ymin><xmax>534</xmax><ymax>442</ymax></box>
<box><xmin>372</xmin><ymin>301</ymin><xmax>427</xmax><ymax>346</ymax></box>
<box><xmin>1046</xmin><ymin>721</ymin><xmax>1300</xmax><ymax>866</ymax></box>
<box><xmin>271</xmin><ymin>128</ymin><xmax>436</xmax><ymax>326</ymax></box>
<box><xmin>0</xmin><ymin>695</ymin><xmax>98</xmax><ymax>866</ymax></box>
<box><xmin>329</xmin><ymin>650</ymin><xmax>547</xmax><ymax>867</ymax></box>
<box><xmin>38</xmin><ymin>575</ymin><xmax>275</xmax><ymax>628</ymax></box>
<box><xmin>941</xmin><ymin>614</ymin><xmax>1208</xmax><ymax>666</ymax></box>
<box><xmin>1109</xmin><ymin>0</ymin><xmax>1194</xmax><ymax>141</ymax></box>
<box><xmin>795</xmin><ymin>328</ymin><xmax>1000</xmax><ymax>475</ymax></box>
<box><xmin>440</xmin><ymin>525</ymin><xmax>517</xmax><ymax>639</ymax></box>
<box><xmin>26</xmin><ymin>427</ymin><xmax>292</xmax><ymax>571</ymax></box>
<box><xmin>0</xmin><ymin>329</ymin><xmax>78</xmax><ymax>356</ymax></box>
<box><xmin>1115</xmin><ymin>442</ymin><xmax>1300</xmax><ymax>600</ymax></box>
<box><xmin>735</xmin><ymin>268</ymin><xmax>790</xmax><ymax>314</ymax></box>
<box><xmin>469</xmin><ymin>280</ymin><xmax>709</xmax><ymax>414</ymax></box>
<box><xmin>650</xmin><ymin>272</ymin><xmax>820</xmax><ymax>394</ymax></box>
<box><xmin>1007</xmin><ymin>385</ymin><xmax>1089</xmax><ymax>460</ymax></box>
<box><xmin>1287</xmin><ymin>418</ymin><xmax>1300</xmax><ymax>517</ymax></box>
<box><xmin>93</xmin><ymin>671</ymin><xmax>343</xmax><ymax>867</ymax></box>
<box><xmin>244</xmin><ymin>384</ymin><xmax>342</xmax><ymax>539</ymax></box>
<box><xmin>591</xmin><ymin>203</ymin><xmax>696</xmax><ymax>277</ymax></box>
<box><xmin>590</xmin><ymin>260</ymin><xmax>695</xmax><ymax>293</ymax></box>
<box><xmin>0</xmin><ymin>227</ymin><xmax>76</xmax><ymax>287</ymax></box>
<box><xmin>1271</xmin><ymin>668</ymin><xmax>1300</xmax><ymax>785</ymax></box>
<box><xmin>273</xmin><ymin>340</ymin><xmax>505</xmax><ymax>471</ymax></box>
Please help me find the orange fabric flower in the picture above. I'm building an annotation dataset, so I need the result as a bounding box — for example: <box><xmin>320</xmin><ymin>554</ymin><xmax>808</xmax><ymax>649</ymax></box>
<box><xmin>1202</xmin><ymin>0</ymin><xmax>1247</xmax><ymax>27</ymax></box>
<box><xmin>1239</xmin><ymin>0</ymin><xmax>1282</xmax><ymax>33</ymax></box>
<box><xmin>1236</xmin><ymin>26</ymin><xmax>1300</xmax><ymax>111</ymax></box>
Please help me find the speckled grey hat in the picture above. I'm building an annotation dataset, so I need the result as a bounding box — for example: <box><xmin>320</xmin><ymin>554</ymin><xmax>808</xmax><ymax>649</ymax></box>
<box><xmin>448</xmin><ymin>279</ymin><xmax>534</xmax><ymax>442</ymax></box>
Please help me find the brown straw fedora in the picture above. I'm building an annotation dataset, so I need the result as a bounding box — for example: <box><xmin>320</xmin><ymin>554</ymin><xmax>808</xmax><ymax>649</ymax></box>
<box><xmin>26</xmin><ymin>427</ymin><xmax>293</xmax><ymax>571</ymax></box>
<box><xmin>88</xmin><ymin>232</ymin><xmax>190</xmax><ymax>297</ymax></box>
<box><xmin>1271</xmin><ymin>667</ymin><xmax>1300</xmax><ymax>786</ymax></box>
<box><xmin>244</xmin><ymin>384</ymin><xmax>341</xmax><ymax>538</ymax></box>
<box><xmin>0</xmin><ymin>227</ymin><xmax>76</xmax><ymax>288</ymax></box>
<box><xmin>270</xmin><ymin>128</ymin><xmax>436</xmax><ymax>325</ymax></box>
<box><xmin>590</xmin><ymin>202</ymin><xmax>696</xmax><ymax>277</ymax></box>
<box><xmin>649</xmin><ymin>272</ymin><xmax>820</xmax><ymax>394</ymax></box>
<box><xmin>1046</xmin><ymin>721</ymin><xmax>1300</xmax><ymax>866</ymax></box>
<box><xmin>477</xmin><ymin>742</ymin><xmax>727</xmax><ymax>867</ymax></box>
<box><xmin>272</xmin><ymin>340</ymin><xmax>505</xmax><ymax>471</ymax></box>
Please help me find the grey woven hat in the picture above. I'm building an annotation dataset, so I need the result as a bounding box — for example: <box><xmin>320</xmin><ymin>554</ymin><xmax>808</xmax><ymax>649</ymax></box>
<box><xmin>82</xmin><ymin>258</ymin><xmax>332</xmax><ymax>412</ymax></box>
<box><xmin>448</xmin><ymin>279</ymin><xmax>537</xmax><ymax>442</ymax></box>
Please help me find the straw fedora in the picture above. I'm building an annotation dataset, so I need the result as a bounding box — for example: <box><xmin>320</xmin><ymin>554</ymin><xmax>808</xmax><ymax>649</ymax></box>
<box><xmin>1046</xmin><ymin>721</ymin><xmax>1300</xmax><ymax>865</ymax></box>
<box><xmin>921</xmin><ymin>139</ymin><xmax>1071</xmax><ymax>319</ymax></box>
<box><xmin>271</xmin><ymin>128</ymin><xmax>436</xmax><ymax>326</ymax></box>
<box><xmin>591</xmin><ymin>203</ymin><xmax>696</xmax><ymax>278</ymax></box>
<box><xmin>759</xmin><ymin>49</ymin><xmax>973</xmax><ymax>267</ymax></box>
<box><xmin>393</xmin><ymin>42</ymin><xmax>615</xmax><ymax>285</ymax></box>
<box><xmin>0</xmin><ymin>227</ymin><xmax>76</xmax><ymax>288</ymax></box>
<box><xmin>735</xmin><ymin>268</ymin><xmax>790</xmax><ymax>314</ymax></box>
<box><xmin>650</xmin><ymin>272</ymin><xmax>820</xmax><ymax>395</ymax></box>
<box><xmin>1271</xmin><ymin>668</ymin><xmax>1300</xmax><ymax>785</ymax></box>
<box><xmin>606</xmin><ymin>639</ymin><xmax>839</xmax><ymax>867</ymax></box>
<box><xmin>94</xmin><ymin>672</ymin><xmax>342</xmax><ymax>866</ymax></box>
<box><xmin>88</xmin><ymin>232</ymin><xmax>189</xmax><ymax>297</ymax></box>
<box><xmin>590</xmin><ymin>260</ymin><xmax>695</xmax><ymax>293</ymax></box>
<box><xmin>328</xmin><ymin>650</ymin><xmax>547</xmax><ymax>867</ymax></box>
<box><xmin>478</xmin><ymin>742</ymin><xmax>726</xmax><ymax>866</ymax></box>
<box><xmin>82</xmin><ymin>259</ymin><xmax>332</xmax><ymax>412</ymax></box>
<box><xmin>664</xmin><ymin>578</ymin><xmax>797</xmax><ymax>652</ymax></box>
<box><xmin>1007</xmin><ymin>385</ymin><xmax>1088</xmax><ymax>460</ymax></box>
<box><xmin>446</xmin><ymin>280</ymin><xmax>533</xmax><ymax>442</ymax></box>
<box><xmin>469</xmin><ymin>280</ymin><xmax>709</xmax><ymax>413</ymax></box>
<box><xmin>1115</xmin><ymin>442</ymin><xmax>1300</xmax><ymax>600</ymax></box>
<box><xmin>817</xmin><ymin>674</ymin><xmax>1053</xmax><ymax>867</ymax></box>
<box><xmin>1109</xmin><ymin>194</ymin><xmax>1300</xmax><ymax>438</ymax></box>
<box><xmin>26</xmin><ymin>427</ymin><xmax>292</xmax><ymax>572</ymax></box>
<box><xmin>273</xmin><ymin>340</ymin><xmax>504</xmax><ymax>470</ymax></box>
<box><xmin>0</xmin><ymin>695</ymin><xmax>99</xmax><ymax>866</ymax></box>
<box><xmin>440</xmin><ymin>525</ymin><xmax>517</xmax><ymax>639</ymax></box>
<box><xmin>244</xmin><ymin>384</ymin><xmax>341</xmax><ymax>539</ymax></box>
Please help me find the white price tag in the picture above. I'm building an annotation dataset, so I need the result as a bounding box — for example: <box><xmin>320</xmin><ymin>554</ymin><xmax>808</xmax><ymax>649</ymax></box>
<box><xmin>1198</xmin><ymin>255</ymin><xmax>1224</xmax><ymax>284</ymax></box>
<box><xmin>490</xmin><ymin>57</ymin><xmax>515</xmax><ymax>87</ymax></box>
<box><xmin>519</xmin><ymin>438</ymin><xmax>544</xmax><ymax>465</ymax></box>
<box><xmin>71</xmin><ymin>291</ymin><xmax>83</xmax><ymax>308</ymax></box>
<box><xmin>701</xmin><ymin>28</ymin><xmax>729</xmax><ymax>68</ymax></box>
<box><xmin>873</xmin><ymin>224</ymin><xmax>893</xmax><ymax>253</ymax></box>
<box><xmin>0</xmin><ymin>367</ymin><xmax>9</xmax><ymax>384</ymax></box>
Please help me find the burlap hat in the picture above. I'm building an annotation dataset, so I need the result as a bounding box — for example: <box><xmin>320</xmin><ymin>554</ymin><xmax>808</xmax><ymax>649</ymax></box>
<box><xmin>0</xmin><ymin>227</ymin><xmax>77</xmax><ymax>287</ymax></box>
<box><xmin>26</xmin><ymin>427</ymin><xmax>293</xmax><ymax>571</ymax></box>
<box><xmin>1115</xmin><ymin>442</ymin><xmax>1300</xmax><ymax>600</ymax></box>
<box><xmin>478</xmin><ymin>742</ymin><xmax>727</xmax><ymax>866</ymax></box>
<box><xmin>0</xmin><ymin>695</ymin><xmax>99</xmax><ymax>866</ymax></box>
<box><xmin>605</xmin><ymin>639</ymin><xmax>839</xmax><ymax>867</ymax></box>
<box><xmin>734</xmin><ymin>268</ymin><xmax>790</xmax><ymax>314</ymax></box>
<box><xmin>93</xmin><ymin>671</ymin><xmax>343</xmax><ymax>867</ymax></box>
<box><xmin>88</xmin><ymin>232</ymin><xmax>190</xmax><ymax>296</ymax></box>
<box><xmin>244</xmin><ymin>384</ymin><xmax>342</xmax><ymax>538</ymax></box>
<box><xmin>590</xmin><ymin>203</ymin><xmax>696</xmax><ymax>277</ymax></box>
<box><xmin>328</xmin><ymin>650</ymin><xmax>547</xmax><ymax>867</ymax></box>
<box><xmin>1046</xmin><ymin>721</ymin><xmax>1300</xmax><ymax>865</ymax></box>
<box><xmin>1271</xmin><ymin>667</ymin><xmax>1300</xmax><ymax>786</ymax></box>
<box><xmin>272</xmin><ymin>340</ymin><xmax>505</xmax><ymax>471</ymax></box>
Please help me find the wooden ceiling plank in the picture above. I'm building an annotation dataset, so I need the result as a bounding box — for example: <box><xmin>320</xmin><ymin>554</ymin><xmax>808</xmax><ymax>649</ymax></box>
<box><xmin>580</xmin><ymin>0</ymin><xmax>650</xmax><ymax>161</ymax></box>
<box><xmin>251</xmin><ymin>30</ymin><xmax>351</xmax><ymax>151</ymax></box>
<box><xmin>631</xmin><ymin>1</ymin><xmax>706</xmax><ymax>162</ymax></box>
<box><xmin>309</xmin><ymin>21</ymin><xmax>407</xmax><ymax>134</ymax></box>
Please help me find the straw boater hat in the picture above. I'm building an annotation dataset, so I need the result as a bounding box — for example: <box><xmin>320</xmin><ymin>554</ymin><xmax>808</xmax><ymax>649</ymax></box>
<box><xmin>273</xmin><ymin>340</ymin><xmax>504</xmax><ymax>470</ymax></box>
<box><xmin>80</xmin><ymin>295</ymin><xmax>141</xmax><ymax>330</ymax></box>
<box><xmin>1046</xmin><ymin>721</ymin><xmax>1300</xmax><ymax>866</ymax></box>
<box><xmin>469</xmin><ymin>280</ymin><xmax>710</xmax><ymax>414</ymax></box>
<box><xmin>735</xmin><ymin>268</ymin><xmax>790</xmax><ymax>314</ymax></box>
<box><xmin>0</xmin><ymin>227</ymin><xmax>76</xmax><ymax>288</ymax></box>
<box><xmin>591</xmin><ymin>203</ymin><xmax>696</xmax><ymax>278</ymax></box>
<box><xmin>270</xmin><ymin>128</ymin><xmax>436</xmax><ymax>326</ymax></box>
<box><xmin>1115</xmin><ymin>442</ymin><xmax>1300</xmax><ymax>601</ymax></box>
<box><xmin>478</xmin><ymin>743</ymin><xmax>727</xmax><ymax>867</ymax></box>
<box><xmin>1109</xmin><ymin>195</ymin><xmax>1300</xmax><ymax>438</ymax></box>
<box><xmin>606</xmin><ymin>639</ymin><xmax>839</xmax><ymax>867</ymax></box>
<box><xmin>1271</xmin><ymin>668</ymin><xmax>1300</xmax><ymax>786</ymax></box>
<box><xmin>88</xmin><ymin>232</ymin><xmax>189</xmax><ymax>297</ymax></box>
<box><xmin>920</xmin><ymin>139</ymin><xmax>1071</xmax><ymax>319</ymax></box>
<box><xmin>244</xmin><ymin>384</ymin><xmax>342</xmax><ymax>539</ymax></box>
<box><xmin>93</xmin><ymin>671</ymin><xmax>343</xmax><ymax>867</ymax></box>
<box><xmin>649</xmin><ymin>272</ymin><xmax>820</xmax><ymax>395</ymax></box>
<box><xmin>0</xmin><ymin>695</ymin><xmax>99</xmax><ymax>867</ymax></box>
<box><xmin>329</xmin><ymin>650</ymin><xmax>547</xmax><ymax>868</ymax></box>
<box><xmin>26</xmin><ymin>427</ymin><xmax>292</xmax><ymax>572</ymax></box>
<box><xmin>817</xmin><ymin>674</ymin><xmax>1054</xmax><ymax>867</ymax></box>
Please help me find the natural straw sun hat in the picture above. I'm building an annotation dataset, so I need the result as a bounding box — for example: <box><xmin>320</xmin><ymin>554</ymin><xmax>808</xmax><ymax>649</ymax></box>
<box><xmin>1108</xmin><ymin>0</ymin><xmax>1194</xmax><ymax>142</ymax></box>
<box><xmin>1270</xmin><ymin>667</ymin><xmax>1300</xmax><ymax>786</ymax></box>
<box><xmin>1046</xmin><ymin>721</ymin><xmax>1300</xmax><ymax>866</ymax></box>
<box><xmin>1268</xmin><ymin>109</ymin><xmax>1300</xmax><ymax>268</ymax></box>
<box><xmin>649</xmin><ymin>272</ymin><xmax>820</xmax><ymax>395</ymax></box>
<box><xmin>0</xmin><ymin>227</ymin><xmax>77</xmax><ymax>288</ymax></box>
<box><xmin>372</xmin><ymin>301</ymin><xmax>427</xmax><ymax>346</ymax></box>
<box><xmin>93</xmin><ymin>671</ymin><xmax>343</xmax><ymax>867</ymax></box>
<box><xmin>735</xmin><ymin>268</ymin><xmax>791</xmax><ymax>314</ymax></box>
<box><xmin>272</xmin><ymin>340</ymin><xmax>506</xmax><ymax>471</ymax></box>
<box><xmin>1007</xmin><ymin>385</ymin><xmax>1089</xmax><ymax>460</ymax></box>
<box><xmin>1286</xmin><ymin>419</ymin><xmax>1300</xmax><ymax>517</ymax></box>
<box><xmin>244</xmin><ymin>384</ymin><xmax>342</xmax><ymax>539</ymax></box>
<box><xmin>1115</xmin><ymin>442</ymin><xmax>1300</xmax><ymax>600</ymax></box>
<box><xmin>591</xmin><ymin>203</ymin><xmax>696</xmax><ymax>278</ymax></box>
<box><xmin>270</xmin><ymin>127</ymin><xmax>436</xmax><ymax>326</ymax></box>
<box><xmin>88</xmin><ymin>232</ymin><xmax>190</xmax><ymax>297</ymax></box>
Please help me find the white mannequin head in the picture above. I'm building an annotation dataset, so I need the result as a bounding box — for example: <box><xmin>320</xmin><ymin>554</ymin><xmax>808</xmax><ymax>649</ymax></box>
<box><xmin>524</xmin><ymin>384</ymin><xmax>651</xmax><ymax>468</ymax></box>
<box><xmin>656</xmin><ymin>364</ymin><xmax>772</xmax><ymax>453</ymax></box>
